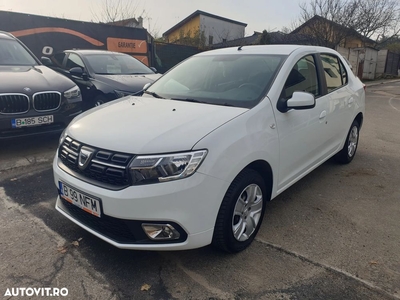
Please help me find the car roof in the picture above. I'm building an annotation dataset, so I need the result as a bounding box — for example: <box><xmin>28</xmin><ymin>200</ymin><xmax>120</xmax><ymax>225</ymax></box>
<box><xmin>66</xmin><ymin>49</ymin><xmax>128</xmax><ymax>56</ymax></box>
<box><xmin>0</xmin><ymin>31</ymin><xmax>15</xmax><ymax>40</ymax></box>
<box><xmin>197</xmin><ymin>44</ymin><xmax>334</xmax><ymax>56</ymax></box>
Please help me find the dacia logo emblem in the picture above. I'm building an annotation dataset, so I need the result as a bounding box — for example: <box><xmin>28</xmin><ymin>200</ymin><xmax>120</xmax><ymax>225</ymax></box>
<box><xmin>78</xmin><ymin>146</ymin><xmax>94</xmax><ymax>170</ymax></box>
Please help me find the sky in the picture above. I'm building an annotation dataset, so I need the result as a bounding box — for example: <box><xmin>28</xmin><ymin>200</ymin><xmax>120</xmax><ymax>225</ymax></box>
<box><xmin>0</xmin><ymin>0</ymin><xmax>303</xmax><ymax>37</ymax></box>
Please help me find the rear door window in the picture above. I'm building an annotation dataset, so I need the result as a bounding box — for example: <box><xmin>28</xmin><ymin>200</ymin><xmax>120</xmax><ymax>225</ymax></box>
<box><xmin>321</xmin><ymin>54</ymin><xmax>346</xmax><ymax>92</ymax></box>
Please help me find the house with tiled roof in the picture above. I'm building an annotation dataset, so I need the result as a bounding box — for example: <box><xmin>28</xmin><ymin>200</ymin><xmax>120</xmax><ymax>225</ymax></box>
<box><xmin>291</xmin><ymin>15</ymin><xmax>376</xmax><ymax>48</ymax></box>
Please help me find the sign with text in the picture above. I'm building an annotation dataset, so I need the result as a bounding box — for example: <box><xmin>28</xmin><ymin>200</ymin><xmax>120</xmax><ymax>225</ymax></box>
<box><xmin>0</xmin><ymin>11</ymin><xmax>150</xmax><ymax>64</ymax></box>
<box><xmin>107</xmin><ymin>38</ymin><xmax>148</xmax><ymax>54</ymax></box>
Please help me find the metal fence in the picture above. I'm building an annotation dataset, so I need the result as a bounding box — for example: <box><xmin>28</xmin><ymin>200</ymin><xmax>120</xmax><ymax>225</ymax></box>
<box><xmin>152</xmin><ymin>42</ymin><xmax>202</xmax><ymax>74</ymax></box>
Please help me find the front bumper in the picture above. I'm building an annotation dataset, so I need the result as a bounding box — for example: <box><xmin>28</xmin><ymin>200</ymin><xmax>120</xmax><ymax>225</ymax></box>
<box><xmin>53</xmin><ymin>155</ymin><xmax>228</xmax><ymax>250</ymax></box>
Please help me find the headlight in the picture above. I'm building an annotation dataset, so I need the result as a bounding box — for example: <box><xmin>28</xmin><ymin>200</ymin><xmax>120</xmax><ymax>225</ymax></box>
<box><xmin>64</xmin><ymin>85</ymin><xmax>81</xmax><ymax>99</ymax></box>
<box><xmin>59</xmin><ymin>129</ymin><xmax>67</xmax><ymax>146</ymax></box>
<box><xmin>129</xmin><ymin>150</ymin><xmax>207</xmax><ymax>185</ymax></box>
<box><xmin>114</xmin><ymin>90</ymin><xmax>134</xmax><ymax>98</ymax></box>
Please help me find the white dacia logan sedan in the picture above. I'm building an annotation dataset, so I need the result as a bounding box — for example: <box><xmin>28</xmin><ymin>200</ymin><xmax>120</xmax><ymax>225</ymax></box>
<box><xmin>53</xmin><ymin>45</ymin><xmax>365</xmax><ymax>253</ymax></box>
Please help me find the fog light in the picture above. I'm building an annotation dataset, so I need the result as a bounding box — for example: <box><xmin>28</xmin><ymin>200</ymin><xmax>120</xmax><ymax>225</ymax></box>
<box><xmin>142</xmin><ymin>224</ymin><xmax>180</xmax><ymax>240</ymax></box>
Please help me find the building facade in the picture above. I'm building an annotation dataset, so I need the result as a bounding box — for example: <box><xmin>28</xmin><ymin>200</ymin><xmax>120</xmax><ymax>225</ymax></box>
<box><xmin>163</xmin><ymin>10</ymin><xmax>247</xmax><ymax>46</ymax></box>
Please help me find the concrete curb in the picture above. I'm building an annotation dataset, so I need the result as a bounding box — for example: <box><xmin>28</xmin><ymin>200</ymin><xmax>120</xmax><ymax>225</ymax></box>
<box><xmin>363</xmin><ymin>78</ymin><xmax>400</xmax><ymax>87</ymax></box>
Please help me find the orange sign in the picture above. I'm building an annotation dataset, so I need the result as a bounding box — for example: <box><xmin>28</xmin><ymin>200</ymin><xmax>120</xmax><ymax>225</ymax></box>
<box><xmin>107</xmin><ymin>38</ymin><xmax>147</xmax><ymax>54</ymax></box>
<box><xmin>133</xmin><ymin>55</ymin><xmax>149</xmax><ymax>66</ymax></box>
<box><xmin>11</xmin><ymin>28</ymin><xmax>104</xmax><ymax>46</ymax></box>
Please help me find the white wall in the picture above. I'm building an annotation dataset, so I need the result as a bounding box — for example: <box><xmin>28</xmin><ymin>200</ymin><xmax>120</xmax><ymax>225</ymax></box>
<box><xmin>376</xmin><ymin>49</ymin><xmax>388</xmax><ymax>77</ymax></box>
<box><xmin>363</xmin><ymin>48</ymin><xmax>378</xmax><ymax>80</ymax></box>
<box><xmin>200</xmin><ymin>15</ymin><xmax>245</xmax><ymax>46</ymax></box>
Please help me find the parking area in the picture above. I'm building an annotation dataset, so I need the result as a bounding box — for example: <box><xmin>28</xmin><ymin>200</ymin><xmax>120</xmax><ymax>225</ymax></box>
<box><xmin>0</xmin><ymin>81</ymin><xmax>399</xmax><ymax>299</ymax></box>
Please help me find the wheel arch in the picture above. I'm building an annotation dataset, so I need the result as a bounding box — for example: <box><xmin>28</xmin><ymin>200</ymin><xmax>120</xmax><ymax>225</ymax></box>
<box><xmin>355</xmin><ymin>112</ymin><xmax>363</xmax><ymax>129</ymax></box>
<box><xmin>244</xmin><ymin>160</ymin><xmax>273</xmax><ymax>202</ymax></box>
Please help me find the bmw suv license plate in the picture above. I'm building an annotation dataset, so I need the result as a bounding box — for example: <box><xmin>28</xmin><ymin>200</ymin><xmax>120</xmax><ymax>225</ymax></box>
<box><xmin>11</xmin><ymin>115</ymin><xmax>54</xmax><ymax>128</ymax></box>
<box><xmin>59</xmin><ymin>181</ymin><xmax>102</xmax><ymax>218</ymax></box>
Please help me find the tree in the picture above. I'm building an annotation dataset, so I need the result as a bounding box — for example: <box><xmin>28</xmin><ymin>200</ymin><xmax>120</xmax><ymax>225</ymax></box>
<box><xmin>297</xmin><ymin>0</ymin><xmax>359</xmax><ymax>47</ymax></box>
<box><xmin>281</xmin><ymin>20</ymin><xmax>301</xmax><ymax>34</ymax></box>
<box><xmin>90</xmin><ymin>0</ymin><xmax>160</xmax><ymax>38</ymax></box>
<box><xmin>378</xmin><ymin>35</ymin><xmax>400</xmax><ymax>54</ymax></box>
<box><xmin>350</xmin><ymin>0</ymin><xmax>400</xmax><ymax>42</ymax></box>
<box><xmin>296</xmin><ymin>0</ymin><xmax>400</xmax><ymax>47</ymax></box>
<box><xmin>91</xmin><ymin>0</ymin><xmax>140</xmax><ymax>23</ymax></box>
<box><xmin>259</xmin><ymin>30</ymin><xmax>271</xmax><ymax>45</ymax></box>
<box><xmin>175</xmin><ymin>29</ymin><xmax>206</xmax><ymax>48</ymax></box>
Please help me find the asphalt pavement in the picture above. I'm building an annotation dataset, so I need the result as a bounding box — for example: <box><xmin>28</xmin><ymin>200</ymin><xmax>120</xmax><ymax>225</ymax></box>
<box><xmin>0</xmin><ymin>80</ymin><xmax>399</xmax><ymax>300</ymax></box>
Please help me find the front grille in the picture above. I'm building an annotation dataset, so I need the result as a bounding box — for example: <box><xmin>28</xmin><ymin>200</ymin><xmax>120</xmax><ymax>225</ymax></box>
<box><xmin>33</xmin><ymin>92</ymin><xmax>61</xmax><ymax>111</ymax></box>
<box><xmin>59</xmin><ymin>136</ymin><xmax>134</xmax><ymax>188</ymax></box>
<box><xmin>0</xmin><ymin>94</ymin><xmax>29</xmax><ymax>114</ymax></box>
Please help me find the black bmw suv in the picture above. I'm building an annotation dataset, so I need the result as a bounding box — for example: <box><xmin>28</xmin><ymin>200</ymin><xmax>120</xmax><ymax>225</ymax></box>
<box><xmin>0</xmin><ymin>31</ymin><xmax>82</xmax><ymax>139</ymax></box>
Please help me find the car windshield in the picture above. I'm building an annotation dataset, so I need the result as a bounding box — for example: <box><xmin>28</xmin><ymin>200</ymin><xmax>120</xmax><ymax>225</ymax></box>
<box><xmin>0</xmin><ymin>38</ymin><xmax>38</xmax><ymax>66</ymax></box>
<box><xmin>145</xmin><ymin>54</ymin><xmax>286</xmax><ymax>108</ymax></box>
<box><xmin>85</xmin><ymin>53</ymin><xmax>154</xmax><ymax>75</ymax></box>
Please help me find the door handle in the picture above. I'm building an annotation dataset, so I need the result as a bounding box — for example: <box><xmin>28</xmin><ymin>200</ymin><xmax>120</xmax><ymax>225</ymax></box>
<box><xmin>319</xmin><ymin>111</ymin><xmax>327</xmax><ymax>119</ymax></box>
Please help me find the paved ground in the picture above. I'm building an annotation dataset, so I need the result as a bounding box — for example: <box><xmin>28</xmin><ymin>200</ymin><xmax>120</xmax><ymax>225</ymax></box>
<box><xmin>0</xmin><ymin>81</ymin><xmax>399</xmax><ymax>299</ymax></box>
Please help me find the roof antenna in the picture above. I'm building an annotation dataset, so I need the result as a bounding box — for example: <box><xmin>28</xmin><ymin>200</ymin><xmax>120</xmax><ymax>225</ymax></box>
<box><xmin>238</xmin><ymin>45</ymin><xmax>243</xmax><ymax>51</ymax></box>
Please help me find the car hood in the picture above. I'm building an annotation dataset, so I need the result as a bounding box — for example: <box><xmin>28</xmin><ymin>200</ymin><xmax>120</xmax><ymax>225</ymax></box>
<box><xmin>0</xmin><ymin>65</ymin><xmax>75</xmax><ymax>93</ymax></box>
<box><xmin>67</xmin><ymin>97</ymin><xmax>248</xmax><ymax>154</ymax></box>
<box><xmin>94</xmin><ymin>73</ymin><xmax>161</xmax><ymax>93</ymax></box>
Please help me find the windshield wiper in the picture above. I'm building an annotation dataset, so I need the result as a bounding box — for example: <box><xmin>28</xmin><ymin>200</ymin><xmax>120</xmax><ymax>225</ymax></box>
<box><xmin>171</xmin><ymin>98</ymin><xmax>235</xmax><ymax>107</ymax></box>
<box><xmin>170</xmin><ymin>97</ymin><xmax>205</xmax><ymax>103</ymax></box>
<box><xmin>143</xmin><ymin>90</ymin><xmax>165</xmax><ymax>99</ymax></box>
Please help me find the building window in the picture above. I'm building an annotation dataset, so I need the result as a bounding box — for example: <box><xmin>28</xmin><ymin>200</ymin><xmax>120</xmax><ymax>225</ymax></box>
<box><xmin>222</xmin><ymin>39</ymin><xmax>227</xmax><ymax>43</ymax></box>
<box><xmin>209</xmin><ymin>35</ymin><xmax>214</xmax><ymax>45</ymax></box>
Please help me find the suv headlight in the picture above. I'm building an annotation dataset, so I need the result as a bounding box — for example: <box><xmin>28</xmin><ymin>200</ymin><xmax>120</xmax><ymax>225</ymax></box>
<box><xmin>129</xmin><ymin>150</ymin><xmax>207</xmax><ymax>185</ymax></box>
<box><xmin>64</xmin><ymin>85</ymin><xmax>81</xmax><ymax>99</ymax></box>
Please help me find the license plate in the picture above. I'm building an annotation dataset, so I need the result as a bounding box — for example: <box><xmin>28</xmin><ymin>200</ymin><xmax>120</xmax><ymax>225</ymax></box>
<box><xmin>58</xmin><ymin>181</ymin><xmax>102</xmax><ymax>218</ymax></box>
<box><xmin>11</xmin><ymin>115</ymin><xmax>54</xmax><ymax>128</ymax></box>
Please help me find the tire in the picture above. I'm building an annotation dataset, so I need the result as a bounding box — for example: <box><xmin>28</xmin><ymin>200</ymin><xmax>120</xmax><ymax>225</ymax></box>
<box><xmin>212</xmin><ymin>169</ymin><xmax>267</xmax><ymax>253</ymax></box>
<box><xmin>334</xmin><ymin>120</ymin><xmax>360</xmax><ymax>164</ymax></box>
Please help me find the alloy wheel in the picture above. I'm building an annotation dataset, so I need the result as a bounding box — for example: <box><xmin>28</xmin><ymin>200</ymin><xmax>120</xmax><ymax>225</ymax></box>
<box><xmin>232</xmin><ymin>184</ymin><xmax>263</xmax><ymax>241</ymax></box>
<box><xmin>348</xmin><ymin>125</ymin><xmax>358</xmax><ymax>157</ymax></box>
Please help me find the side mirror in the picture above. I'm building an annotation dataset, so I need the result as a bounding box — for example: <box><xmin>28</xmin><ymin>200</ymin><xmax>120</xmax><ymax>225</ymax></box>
<box><xmin>150</xmin><ymin>67</ymin><xmax>157</xmax><ymax>73</ymax></box>
<box><xmin>69</xmin><ymin>67</ymin><xmax>88</xmax><ymax>80</ymax></box>
<box><xmin>143</xmin><ymin>83</ymin><xmax>151</xmax><ymax>91</ymax></box>
<box><xmin>41</xmin><ymin>56</ymin><xmax>52</xmax><ymax>66</ymax></box>
<box><xmin>286</xmin><ymin>91</ymin><xmax>316</xmax><ymax>110</ymax></box>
